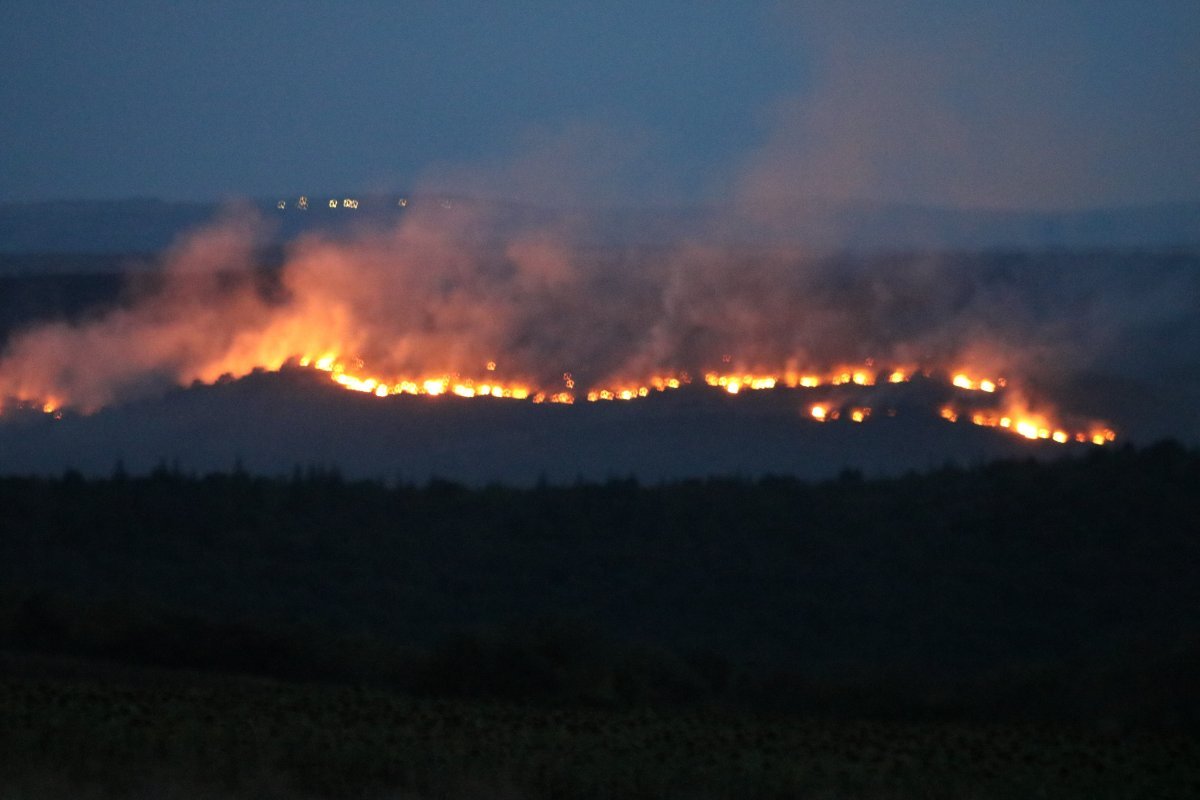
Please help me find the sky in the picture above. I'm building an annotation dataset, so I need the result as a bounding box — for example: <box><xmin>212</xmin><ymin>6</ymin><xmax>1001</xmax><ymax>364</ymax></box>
<box><xmin>1</xmin><ymin>1</ymin><xmax>1198</xmax><ymax>210</ymax></box>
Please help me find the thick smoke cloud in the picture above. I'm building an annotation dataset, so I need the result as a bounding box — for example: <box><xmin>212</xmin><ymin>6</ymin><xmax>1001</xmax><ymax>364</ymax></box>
<box><xmin>2</xmin><ymin>197</ymin><xmax>1197</xmax><ymax>448</ymax></box>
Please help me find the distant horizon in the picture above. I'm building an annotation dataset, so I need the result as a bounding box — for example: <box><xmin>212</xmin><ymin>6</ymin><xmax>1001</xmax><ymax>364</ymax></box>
<box><xmin>2</xmin><ymin>192</ymin><xmax>1198</xmax><ymax>259</ymax></box>
<box><xmin>4</xmin><ymin>193</ymin><xmax>1200</xmax><ymax>217</ymax></box>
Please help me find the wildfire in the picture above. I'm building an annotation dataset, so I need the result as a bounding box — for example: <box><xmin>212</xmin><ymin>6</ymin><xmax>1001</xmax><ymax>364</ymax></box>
<box><xmin>936</xmin><ymin>404</ymin><xmax>1115</xmax><ymax>447</ymax></box>
<box><xmin>702</xmin><ymin>365</ymin><xmax>888</xmax><ymax>391</ymax></box>
<box><xmin>951</xmin><ymin>372</ymin><xmax>1004</xmax><ymax>392</ymax></box>
<box><xmin>296</xmin><ymin>355</ymin><xmax>539</xmax><ymax>402</ymax></box>
<box><xmin>703</xmin><ymin>372</ymin><xmax>778</xmax><ymax>393</ymax></box>
<box><xmin>2</xmin><ymin>350</ymin><xmax>1116</xmax><ymax>448</ymax></box>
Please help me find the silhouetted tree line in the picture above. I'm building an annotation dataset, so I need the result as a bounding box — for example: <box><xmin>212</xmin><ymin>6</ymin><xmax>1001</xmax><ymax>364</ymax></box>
<box><xmin>1</xmin><ymin>441</ymin><xmax>1198</xmax><ymax>728</ymax></box>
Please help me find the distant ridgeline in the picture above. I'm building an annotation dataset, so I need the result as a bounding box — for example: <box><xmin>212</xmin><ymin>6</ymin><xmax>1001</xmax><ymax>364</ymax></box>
<box><xmin>0</xmin><ymin>197</ymin><xmax>402</xmax><ymax>259</ymax></box>
<box><xmin>1</xmin><ymin>197</ymin><xmax>1199</xmax><ymax>257</ymax></box>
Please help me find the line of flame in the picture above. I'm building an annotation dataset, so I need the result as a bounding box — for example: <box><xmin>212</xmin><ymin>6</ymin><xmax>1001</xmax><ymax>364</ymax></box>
<box><xmin>284</xmin><ymin>355</ymin><xmax>1115</xmax><ymax>447</ymax></box>
<box><xmin>0</xmin><ymin>354</ymin><xmax>1116</xmax><ymax>447</ymax></box>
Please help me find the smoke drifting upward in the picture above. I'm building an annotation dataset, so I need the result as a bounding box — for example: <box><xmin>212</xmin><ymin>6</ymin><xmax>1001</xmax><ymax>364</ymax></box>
<box><xmin>4</xmin><ymin>197</ymin><xmax>1197</xmax><ymax>446</ymax></box>
<box><xmin>738</xmin><ymin>5</ymin><xmax>1200</xmax><ymax>212</ymax></box>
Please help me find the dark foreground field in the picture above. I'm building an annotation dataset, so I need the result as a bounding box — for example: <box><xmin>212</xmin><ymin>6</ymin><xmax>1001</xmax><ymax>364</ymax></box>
<box><xmin>1</xmin><ymin>443</ymin><xmax>1198</xmax><ymax>796</ymax></box>
<box><xmin>3</xmin><ymin>654</ymin><xmax>1197</xmax><ymax>800</ymax></box>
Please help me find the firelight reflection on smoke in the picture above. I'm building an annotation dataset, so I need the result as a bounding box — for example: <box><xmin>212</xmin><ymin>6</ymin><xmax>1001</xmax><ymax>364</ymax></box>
<box><xmin>0</xmin><ymin>210</ymin><xmax>1122</xmax><ymax>449</ymax></box>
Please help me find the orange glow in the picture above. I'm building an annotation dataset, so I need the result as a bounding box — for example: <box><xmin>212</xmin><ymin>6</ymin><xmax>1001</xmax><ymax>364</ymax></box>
<box><xmin>952</xmin><ymin>372</ymin><xmax>1002</xmax><ymax>392</ymax></box>
<box><xmin>3</xmin><ymin>345</ymin><xmax>1115</xmax><ymax>448</ymax></box>
<box><xmin>281</xmin><ymin>359</ymin><xmax>1110</xmax><ymax>447</ymax></box>
<box><xmin>956</xmin><ymin>404</ymin><xmax>1116</xmax><ymax>447</ymax></box>
<box><xmin>705</xmin><ymin>372</ymin><xmax>780</xmax><ymax>392</ymax></box>
<box><xmin>1015</xmin><ymin>421</ymin><xmax>1039</xmax><ymax>440</ymax></box>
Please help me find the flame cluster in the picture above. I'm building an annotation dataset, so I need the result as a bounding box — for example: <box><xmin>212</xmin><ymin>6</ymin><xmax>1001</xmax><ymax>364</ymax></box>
<box><xmin>1</xmin><ymin>354</ymin><xmax>1118</xmax><ymax>447</ymax></box>
<box><xmin>1</xmin><ymin>343</ymin><xmax>1118</xmax><ymax>447</ymax></box>
<box><xmin>269</xmin><ymin>355</ymin><xmax>1114</xmax><ymax>447</ymax></box>
<box><xmin>940</xmin><ymin>406</ymin><xmax>1116</xmax><ymax>446</ymax></box>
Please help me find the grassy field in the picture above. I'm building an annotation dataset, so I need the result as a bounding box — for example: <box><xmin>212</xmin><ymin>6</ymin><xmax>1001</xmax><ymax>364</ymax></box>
<box><xmin>1</xmin><ymin>656</ymin><xmax>1196</xmax><ymax>800</ymax></box>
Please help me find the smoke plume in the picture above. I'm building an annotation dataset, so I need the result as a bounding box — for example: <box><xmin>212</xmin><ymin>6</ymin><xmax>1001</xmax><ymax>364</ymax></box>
<box><xmin>2</xmin><ymin>195</ymin><xmax>1196</xmax><ymax>449</ymax></box>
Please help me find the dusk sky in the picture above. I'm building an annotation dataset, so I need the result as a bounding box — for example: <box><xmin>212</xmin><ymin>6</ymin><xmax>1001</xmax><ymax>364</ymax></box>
<box><xmin>2</xmin><ymin>1</ymin><xmax>1198</xmax><ymax>210</ymax></box>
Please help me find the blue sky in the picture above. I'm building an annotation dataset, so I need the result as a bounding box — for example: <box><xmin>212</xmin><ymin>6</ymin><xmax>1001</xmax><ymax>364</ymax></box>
<box><xmin>2</xmin><ymin>1</ymin><xmax>1197</xmax><ymax>209</ymax></box>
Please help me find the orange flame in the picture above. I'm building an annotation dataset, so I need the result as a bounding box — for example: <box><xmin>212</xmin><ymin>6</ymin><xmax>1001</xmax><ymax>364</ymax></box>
<box><xmin>3</xmin><ymin>346</ymin><xmax>1117</xmax><ymax>447</ymax></box>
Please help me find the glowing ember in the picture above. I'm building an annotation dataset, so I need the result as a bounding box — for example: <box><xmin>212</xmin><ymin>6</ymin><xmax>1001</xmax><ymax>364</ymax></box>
<box><xmin>951</xmin><ymin>373</ymin><xmax>1001</xmax><ymax>392</ymax></box>
<box><xmin>1015</xmin><ymin>421</ymin><xmax>1039</xmax><ymax>440</ymax></box>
